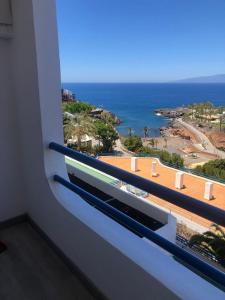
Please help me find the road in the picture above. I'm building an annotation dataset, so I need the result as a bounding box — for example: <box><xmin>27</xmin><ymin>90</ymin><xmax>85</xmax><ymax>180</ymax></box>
<box><xmin>113</xmin><ymin>138</ymin><xmax>133</xmax><ymax>156</ymax></box>
<box><xmin>177</xmin><ymin>118</ymin><xmax>225</xmax><ymax>159</ymax></box>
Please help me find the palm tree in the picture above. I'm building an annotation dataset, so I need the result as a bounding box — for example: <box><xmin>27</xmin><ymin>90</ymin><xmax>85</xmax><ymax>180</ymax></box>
<box><xmin>143</xmin><ymin>126</ymin><xmax>149</xmax><ymax>140</ymax></box>
<box><xmin>63</xmin><ymin>113</ymin><xmax>93</xmax><ymax>150</ymax></box>
<box><xmin>219</xmin><ymin>115</ymin><xmax>224</xmax><ymax>132</ymax></box>
<box><xmin>205</xmin><ymin>101</ymin><xmax>214</xmax><ymax>122</ymax></box>
<box><xmin>163</xmin><ymin>137</ymin><xmax>168</xmax><ymax>148</ymax></box>
<box><xmin>128</xmin><ymin>127</ymin><xmax>133</xmax><ymax>137</ymax></box>
<box><xmin>188</xmin><ymin>103</ymin><xmax>195</xmax><ymax>119</ymax></box>
<box><xmin>189</xmin><ymin>223</ymin><xmax>225</xmax><ymax>265</ymax></box>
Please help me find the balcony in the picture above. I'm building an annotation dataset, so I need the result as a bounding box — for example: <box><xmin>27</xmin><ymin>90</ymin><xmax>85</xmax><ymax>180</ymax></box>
<box><xmin>50</xmin><ymin>142</ymin><xmax>225</xmax><ymax>288</ymax></box>
<box><xmin>1</xmin><ymin>1</ymin><xmax>225</xmax><ymax>299</ymax></box>
<box><xmin>0</xmin><ymin>222</ymin><xmax>97</xmax><ymax>300</ymax></box>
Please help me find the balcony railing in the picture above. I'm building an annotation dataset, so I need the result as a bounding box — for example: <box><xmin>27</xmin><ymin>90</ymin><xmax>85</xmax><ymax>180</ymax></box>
<box><xmin>49</xmin><ymin>142</ymin><xmax>225</xmax><ymax>288</ymax></box>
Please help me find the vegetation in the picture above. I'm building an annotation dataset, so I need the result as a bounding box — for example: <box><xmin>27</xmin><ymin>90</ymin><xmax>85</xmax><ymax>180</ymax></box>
<box><xmin>100</xmin><ymin>111</ymin><xmax>118</xmax><ymax>125</ymax></box>
<box><xmin>62</xmin><ymin>96</ymin><xmax>119</xmax><ymax>155</ymax></box>
<box><xmin>122</xmin><ymin>135</ymin><xmax>184</xmax><ymax>167</ymax></box>
<box><xmin>62</xmin><ymin>101</ymin><xmax>94</xmax><ymax>114</ymax></box>
<box><xmin>143</xmin><ymin>126</ymin><xmax>149</xmax><ymax>139</ymax></box>
<box><xmin>127</xmin><ymin>127</ymin><xmax>133</xmax><ymax>137</ymax></box>
<box><xmin>188</xmin><ymin>101</ymin><xmax>214</xmax><ymax>120</ymax></box>
<box><xmin>187</xmin><ymin>102</ymin><xmax>225</xmax><ymax>130</ymax></box>
<box><xmin>92</xmin><ymin>120</ymin><xmax>119</xmax><ymax>152</ymax></box>
<box><xmin>189</xmin><ymin>224</ymin><xmax>225</xmax><ymax>266</ymax></box>
<box><xmin>148</xmin><ymin>138</ymin><xmax>155</xmax><ymax>148</ymax></box>
<box><xmin>194</xmin><ymin>159</ymin><xmax>225</xmax><ymax>180</ymax></box>
<box><xmin>63</xmin><ymin>113</ymin><xmax>94</xmax><ymax>150</ymax></box>
<box><xmin>123</xmin><ymin>135</ymin><xmax>143</xmax><ymax>152</ymax></box>
<box><xmin>177</xmin><ymin>223</ymin><xmax>197</xmax><ymax>240</ymax></box>
<box><xmin>138</xmin><ymin>147</ymin><xmax>184</xmax><ymax>167</ymax></box>
<box><xmin>67</xmin><ymin>143</ymin><xmax>104</xmax><ymax>156</ymax></box>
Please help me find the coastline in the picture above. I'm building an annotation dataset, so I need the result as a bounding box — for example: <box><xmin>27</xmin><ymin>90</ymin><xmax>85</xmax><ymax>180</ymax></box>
<box><xmin>141</xmin><ymin>111</ymin><xmax>225</xmax><ymax>167</ymax></box>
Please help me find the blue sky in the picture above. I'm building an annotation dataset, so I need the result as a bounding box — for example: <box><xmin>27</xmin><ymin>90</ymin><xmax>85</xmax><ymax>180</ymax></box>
<box><xmin>56</xmin><ymin>0</ymin><xmax>225</xmax><ymax>82</ymax></box>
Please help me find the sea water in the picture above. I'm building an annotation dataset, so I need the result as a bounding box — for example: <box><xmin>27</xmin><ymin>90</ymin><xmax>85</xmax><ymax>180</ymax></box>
<box><xmin>63</xmin><ymin>83</ymin><xmax>225</xmax><ymax>137</ymax></box>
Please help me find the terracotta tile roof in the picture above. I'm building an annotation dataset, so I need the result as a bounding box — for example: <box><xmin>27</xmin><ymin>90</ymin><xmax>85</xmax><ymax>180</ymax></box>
<box><xmin>99</xmin><ymin>156</ymin><xmax>225</xmax><ymax>229</ymax></box>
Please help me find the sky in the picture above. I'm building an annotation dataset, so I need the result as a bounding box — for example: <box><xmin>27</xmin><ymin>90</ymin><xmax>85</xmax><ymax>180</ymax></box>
<box><xmin>56</xmin><ymin>0</ymin><xmax>225</xmax><ymax>83</ymax></box>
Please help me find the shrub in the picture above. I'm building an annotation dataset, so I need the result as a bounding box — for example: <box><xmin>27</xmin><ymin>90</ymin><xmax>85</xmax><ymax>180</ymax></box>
<box><xmin>137</xmin><ymin>147</ymin><xmax>184</xmax><ymax>167</ymax></box>
<box><xmin>159</xmin><ymin>150</ymin><xmax>171</xmax><ymax>163</ymax></box>
<box><xmin>194</xmin><ymin>159</ymin><xmax>225</xmax><ymax>180</ymax></box>
<box><xmin>92</xmin><ymin>145</ymin><xmax>104</xmax><ymax>156</ymax></box>
<box><xmin>123</xmin><ymin>135</ymin><xmax>143</xmax><ymax>152</ymax></box>
<box><xmin>171</xmin><ymin>153</ymin><xmax>184</xmax><ymax>167</ymax></box>
<box><xmin>62</xmin><ymin>101</ymin><xmax>94</xmax><ymax>114</ymax></box>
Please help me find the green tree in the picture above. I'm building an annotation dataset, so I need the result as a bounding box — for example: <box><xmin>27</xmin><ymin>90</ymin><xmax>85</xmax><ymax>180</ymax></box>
<box><xmin>189</xmin><ymin>224</ymin><xmax>225</xmax><ymax>266</ymax></box>
<box><xmin>194</xmin><ymin>159</ymin><xmax>225</xmax><ymax>180</ymax></box>
<box><xmin>93</xmin><ymin>120</ymin><xmax>119</xmax><ymax>152</ymax></box>
<box><xmin>63</xmin><ymin>113</ymin><xmax>93</xmax><ymax>150</ymax></box>
<box><xmin>62</xmin><ymin>101</ymin><xmax>94</xmax><ymax>114</ymax></box>
<box><xmin>123</xmin><ymin>135</ymin><xmax>143</xmax><ymax>152</ymax></box>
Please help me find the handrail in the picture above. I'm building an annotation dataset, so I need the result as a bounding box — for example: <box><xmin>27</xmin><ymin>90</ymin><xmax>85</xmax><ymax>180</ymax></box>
<box><xmin>53</xmin><ymin>174</ymin><xmax>225</xmax><ymax>288</ymax></box>
<box><xmin>49</xmin><ymin>142</ymin><xmax>225</xmax><ymax>227</ymax></box>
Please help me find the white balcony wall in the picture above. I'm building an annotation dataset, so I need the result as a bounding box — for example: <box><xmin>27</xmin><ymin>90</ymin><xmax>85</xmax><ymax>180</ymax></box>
<box><xmin>0</xmin><ymin>2</ymin><xmax>25</xmax><ymax>221</ymax></box>
<box><xmin>0</xmin><ymin>1</ymin><xmax>223</xmax><ymax>299</ymax></box>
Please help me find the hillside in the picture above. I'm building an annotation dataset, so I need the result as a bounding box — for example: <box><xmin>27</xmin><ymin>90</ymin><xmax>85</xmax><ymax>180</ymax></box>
<box><xmin>175</xmin><ymin>74</ymin><xmax>225</xmax><ymax>83</ymax></box>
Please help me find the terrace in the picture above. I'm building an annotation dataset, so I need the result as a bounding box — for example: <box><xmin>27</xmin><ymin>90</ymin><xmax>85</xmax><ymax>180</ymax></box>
<box><xmin>99</xmin><ymin>156</ymin><xmax>225</xmax><ymax>230</ymax></box>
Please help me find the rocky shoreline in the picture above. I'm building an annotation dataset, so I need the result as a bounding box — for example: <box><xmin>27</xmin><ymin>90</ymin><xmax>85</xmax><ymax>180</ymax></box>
<box><xmin>89</xmin><ymin>108</ymin><xmax>121</xmax><ymax>125</ymax></box>
<box><xmin>155</xmin><ymin>107</ymin><xmax>190</xmax><ymax>118</ymax></box>
<box><xmin>159</xmin><ymin>119</ymin><xmax>198</xmax><ymax>142</ymax></box>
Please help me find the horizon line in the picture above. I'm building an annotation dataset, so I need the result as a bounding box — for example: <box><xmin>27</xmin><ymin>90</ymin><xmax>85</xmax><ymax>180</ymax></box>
<box><xmin>61</xmin><ymin>81</ymin><xmax>225</xmax><ymax>84</ymax></box>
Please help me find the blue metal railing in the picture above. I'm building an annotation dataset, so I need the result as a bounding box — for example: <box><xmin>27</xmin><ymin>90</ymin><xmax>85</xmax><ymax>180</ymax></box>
<box><xmin>49</xmin><ymin>142</ymin><xmax>225</xmax><ymax>227</ymax></box>
<box><xmin>49</xmin><ymin>142</ymin><xmax>225</xmax><ymax>288</ymax></box>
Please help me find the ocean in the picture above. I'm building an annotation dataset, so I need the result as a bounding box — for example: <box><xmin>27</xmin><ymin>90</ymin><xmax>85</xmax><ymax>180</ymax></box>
<box><xmin>62</xmin><ymin>83</ymin><xmax>225</xmax><ymax>137</ymax></box>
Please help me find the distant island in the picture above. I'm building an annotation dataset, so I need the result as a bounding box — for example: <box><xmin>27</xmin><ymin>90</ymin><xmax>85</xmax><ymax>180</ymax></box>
<box><xmin>174</xmin><ymin>74</ymin><xmax>225</xmax><ymax>83</ymax></box>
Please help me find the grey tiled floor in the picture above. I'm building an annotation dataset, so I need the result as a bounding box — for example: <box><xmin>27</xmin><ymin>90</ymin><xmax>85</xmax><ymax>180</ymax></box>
<box><xmin>0</xmin><ymin>222</ymin><xmax>96</xmax><ymax>300</ymax></box>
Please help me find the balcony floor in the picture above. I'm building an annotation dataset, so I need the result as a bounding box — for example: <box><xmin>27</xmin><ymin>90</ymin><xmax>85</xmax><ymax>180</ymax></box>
<box><xmin>0</xmin><ymin>222</ymin><xmax>96</xmax><ymax>300</ymax></box>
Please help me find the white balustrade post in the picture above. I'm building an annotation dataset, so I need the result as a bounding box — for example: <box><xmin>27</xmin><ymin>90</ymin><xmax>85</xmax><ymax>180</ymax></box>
<box><xmin>204</xmin><ymin>182</ymin><xmax>213</xmax><ymax>200</ymax></box>
<box><xmin>175</xmin><ymin>172</ymin><xmax>184</xmax><ymax>189</ymax></box>
<box><xmin>151</xmin><ymin>161</ymin><xmax>157</xmax><ymax>177</ymax></box>
<box><xmin>131</xmin><ymin>157</ymin><xmax>138</xmax><ymax>172</ymax></box>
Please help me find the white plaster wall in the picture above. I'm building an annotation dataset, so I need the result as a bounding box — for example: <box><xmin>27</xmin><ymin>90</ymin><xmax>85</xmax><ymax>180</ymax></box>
<box><xmin>0</xmin><ymin>37</ymin><xmax>25</xmax><ymax>221</ymax></box>
<box><xmin>66</xmin><ymin>162</ymin><xmax>177</xmax><ymax>242</ymax></box>
<box><xmin>2</xmin><ymin>1</ymin><xmax>224</xmax><ymax>299</ymax></box>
